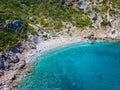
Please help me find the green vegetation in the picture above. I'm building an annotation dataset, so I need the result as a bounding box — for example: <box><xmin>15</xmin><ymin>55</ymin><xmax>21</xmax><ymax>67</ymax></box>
<box><xmin>54</xmin><ymin>22</ymin><xmax>63</xmax><ymax>30</ymax></box>
<box><xmin>0</xmin><ymin>24</ymin><xmax>28</xmax><ymax>51</ymax></box>
<box><xmin>40</xmin><ymin>19</ymin><xmax>49</xmax><ymax>27</ymax></box>
<box><xmin>0</xmin><ymin>0</ymin><xmax>120</xmax><ymax>52</ymax></box>
<box><xmin>101</xmin><ymin>20</ymin><xmax>111</xmax><ymax>27</ymax></box>
<box><xmin>109</xmin><ymin>9</ymin><xmax>119</xmax><ymax>16</ymax></box>
<box><xmin>0</xmin><ymin>0</ymin><xmax>34</xmax><ymax>52</ymax></box>
<box><xmin>93</xmin><ymin>0</ymin><xmax>120</xmax><ymax>16</ymax></box>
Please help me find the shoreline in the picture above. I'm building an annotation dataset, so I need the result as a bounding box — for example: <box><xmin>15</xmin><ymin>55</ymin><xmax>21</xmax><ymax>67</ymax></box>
<box><xmin>14</xmin><ymin>37</ymin><xmax>116</xmax><ymax>90</ymax></box>
<box><xmin>15</xmin><ymin>36</ymin><xmax>89</xmax><ymax>89</ymax></box>
<box><xmin>0</xmin><ymin>35</ymin><xmax>89</xmax><ymax>90</ymax></box>
<box><xmin>25</xmin><ymin>36</ymin><xmax>89</xmax><ymax>63</ymax></box>
<box><xmin>0</xmin><ymin>33</ymin><xmax>117</xmax><ymax>89</ymax></box>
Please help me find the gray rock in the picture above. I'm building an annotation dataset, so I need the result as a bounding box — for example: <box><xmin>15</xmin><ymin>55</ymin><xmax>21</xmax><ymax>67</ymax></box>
<box><xmin>28</xmin><ymin>34</ymin><xmax>39</xmax><ymax>44</ymax></box>
<box><xmin>5</xmin><ymin>52</ymin><xmax>19</xmax><ymax>63</ymax></box>
<box><xmin>10</xmin><ymin>43</ymin><xmax>24</xmax><ymax>53</ymax></box>
<box><xmin>0</xmin><ymin>58</ymin><xmax>5</xmax><ymax>69</ymax></box>
<box><xmin>19</xmin><ymin>60</ymin><xmax>26</xmax><ymax>69</ymax></box>
<box><xmin>42</xmin><ymin>32</ymin><xmax>49</xmax><ymax>39</ymax></box>
<box><xmin>78</xmin><ymin>1</ymin><xmax>83</xmax><ymax>5</ymax></box>
<box><xmin>29</xmin><ymin>43</ymin><xmax>37</xmax><ymax>49</ymax></box>
<box><xmin>9</xmin><ymin>55</ymin><xmax>19</xmax><ymax>63</ymax></box>
<box><xmin>87</xmin><ymin>9</ymin><xmax>92</xmax><ymax>13</ymax></box>
<box><xmin>29</xmin><ymin>16</ymin><xmax>34</xmax><ymax>22</ymax></box>
<box><xmin>4</xmin><ymin>20</ymin><xmax>22</xmax><ymax>30</ymax></box>
<box><xmin>15</xmin><ymin>60</ymin><xmax>26</xmax><ymax>70</ymax></box>
<box><xmin>92</xmin><ymin>13</ymin><xmax>98</xmax><ymax>21</ymax></box>
<box><xmin>111</xmin><ymin>30</ymin><xmax>116</xmax><ymax>34</ymax></box>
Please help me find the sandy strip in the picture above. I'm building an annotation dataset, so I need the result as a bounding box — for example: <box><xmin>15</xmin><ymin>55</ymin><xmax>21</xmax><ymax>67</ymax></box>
<box><xmin>24</xmin><ymin>36</ymin><xmax>89</xmax><ymax>63</ymax></box>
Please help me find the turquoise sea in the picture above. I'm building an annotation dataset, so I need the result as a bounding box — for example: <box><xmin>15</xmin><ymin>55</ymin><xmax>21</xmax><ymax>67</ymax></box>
<box><xmin>17</xmin><ymin>42</ymin><xmax>120</xmax><ymax>90</ymax></box>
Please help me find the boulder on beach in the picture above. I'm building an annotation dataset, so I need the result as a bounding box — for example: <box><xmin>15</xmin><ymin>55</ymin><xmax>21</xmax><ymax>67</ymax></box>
<box><xmin>42</xmin><ymin>32</ymin><xmax>49</xmax><ymax>39</ymax></box>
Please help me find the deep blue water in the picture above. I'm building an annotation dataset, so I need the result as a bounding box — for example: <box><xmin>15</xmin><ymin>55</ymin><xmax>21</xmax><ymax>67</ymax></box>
<box><xmin>17</xmin><ymin>42</ymin><xmax>120</xmax><ymax>90</ymax></box>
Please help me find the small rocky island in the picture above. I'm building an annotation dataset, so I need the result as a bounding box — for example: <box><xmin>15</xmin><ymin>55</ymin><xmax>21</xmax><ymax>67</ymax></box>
<box><xmin>0</xmin><ymin>0</ymin><xmax>120</xmax><ymax>89</ymax></box>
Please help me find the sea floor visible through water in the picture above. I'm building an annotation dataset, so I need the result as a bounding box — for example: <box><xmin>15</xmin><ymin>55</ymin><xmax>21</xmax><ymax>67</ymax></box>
<box><xmin>17</xmin><ymin>42</ymin><xmax>120</xmax><ymax>90</ymax></box>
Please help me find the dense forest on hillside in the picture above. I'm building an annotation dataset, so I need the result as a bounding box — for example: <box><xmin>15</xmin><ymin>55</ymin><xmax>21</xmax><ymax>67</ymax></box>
<box><xmin>0</xmin><ymin>0</ymin><xmax>120</xmax><ymax>52</ymax></box>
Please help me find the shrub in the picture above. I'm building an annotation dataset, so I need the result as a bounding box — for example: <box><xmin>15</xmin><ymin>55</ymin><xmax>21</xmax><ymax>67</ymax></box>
<box><xmin>101</xmin><ymin>21</ymin><xmax>111</xmax><ymax>27</ymax></box>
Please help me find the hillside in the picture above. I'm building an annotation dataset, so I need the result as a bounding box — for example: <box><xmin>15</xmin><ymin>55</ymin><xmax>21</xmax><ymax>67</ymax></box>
<box><xmin>0</xmin><ymin>0</ymin><xmax>120</xmax><ymax>54</ymax></box>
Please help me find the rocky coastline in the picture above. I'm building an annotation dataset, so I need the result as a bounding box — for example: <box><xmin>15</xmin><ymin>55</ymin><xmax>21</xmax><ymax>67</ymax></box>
<box><xmin>0</xmin><ymin>35</ymin><xmax>119</xmax><ymax>90</ymax></box>
<box><xmin>0</xmin><ymin>40</ymin><xmax>36</xmax><ymax>90</ymax></box>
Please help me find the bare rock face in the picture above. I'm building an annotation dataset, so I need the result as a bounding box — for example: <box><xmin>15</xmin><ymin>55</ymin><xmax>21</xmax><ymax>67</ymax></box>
<box><xmin>22</xmin><ymin>40</ymin><xmax>37</xmax><ymax>50</ymax></box>
<box><xmin>10</xmin><ymin>43</ymin><xmax>24</xmax><ymax>54</ymax></box>
<box><xmin>5</xmin><ymin>51</ymin><xmax>19</xmax><ymax>64</ymax></box>
<box><xmin>8</xmin><ymin>54</ymin><xmax>19</xmax><ymax>64</ymax></box>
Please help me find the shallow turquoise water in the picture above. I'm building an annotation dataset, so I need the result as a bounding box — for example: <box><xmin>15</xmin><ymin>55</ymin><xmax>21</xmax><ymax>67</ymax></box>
<box><xmin>17</xmin><ymin>42</ymin><xmax>120</xmax><ymax>90</ymax></box>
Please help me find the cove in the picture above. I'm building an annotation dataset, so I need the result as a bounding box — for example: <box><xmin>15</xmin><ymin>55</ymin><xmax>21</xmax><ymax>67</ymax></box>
<box><xmin>17</xmin><ymin>42</ymin><xmax>120</xmax><ymax>90</ymax></box>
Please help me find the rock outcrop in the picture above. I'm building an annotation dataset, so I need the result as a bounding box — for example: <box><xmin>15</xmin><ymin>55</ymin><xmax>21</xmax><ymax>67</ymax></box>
<box><xmin>0</xmin><ymin>40</ymin><xmax>36</xmax><ymax>71</ymax></box>
<box><xmin>0</xmin><ymin>20</ymin><xmax>22</xmax><ymax>30</ymax></box>
<box><xmin>19</xmin><ymin>60</ymin><xmax>26</xmax><ymax>69</ymax></box>
<box><xmin>5</xmin><ymin>20</ymin><xmax>22</xmax><ymax>30</ymax></box>
<box><xmin>5</xmin><ymin>51</ymin><xmax>19</xmax><ymax>64</ymax></box>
